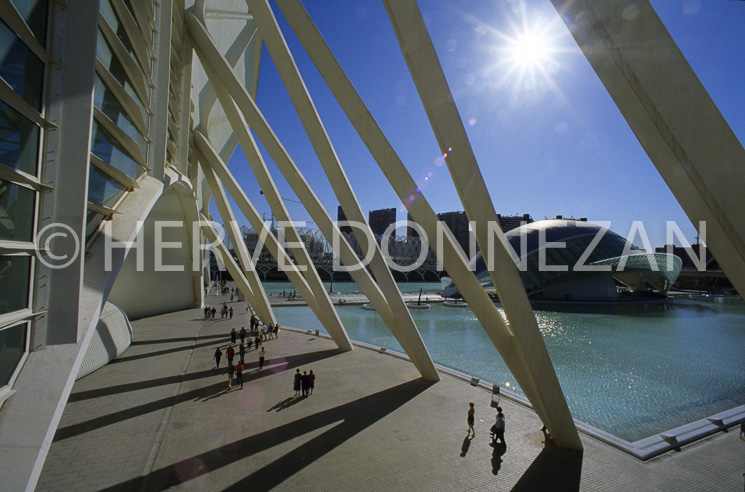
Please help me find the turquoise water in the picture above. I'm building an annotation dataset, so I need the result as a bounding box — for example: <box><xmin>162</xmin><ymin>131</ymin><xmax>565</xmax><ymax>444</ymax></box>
<box><xmin>268</xmin><ymin>282</ymin><xmax>745</xmax><ymax>441</ymax></box>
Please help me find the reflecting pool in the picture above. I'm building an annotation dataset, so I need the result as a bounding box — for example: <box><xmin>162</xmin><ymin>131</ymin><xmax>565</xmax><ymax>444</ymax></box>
<box><xmin>267</xmin><ymin>282</ymin><xmax>745</xmax><ymax>442</ymax></box>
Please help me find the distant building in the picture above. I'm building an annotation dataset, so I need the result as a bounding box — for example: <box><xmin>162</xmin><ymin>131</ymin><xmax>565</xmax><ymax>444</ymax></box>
<box><xmin>437</xmin><ymin>211</ymin><xmax>470</xmax><ymax>253</ymax></box>
<box><xmin>368</xmin><ymin>208</ymin><xmax>397</xmax><ymax>237</ymax></box>
<box><xmin>407</xmin><ymin>212</ymin><xmax>419</xmax><ymax>239</ymax></box>
<box><xmin>443</xmin><ymin>219</ymin><xmax>682</xmax><ymax>301</ymax></box>
<box><xmin>337</xmin><ymin>205</ymin><xmax>352</xmax><ymax>236</ymax></box>
<box><xmin>496</xmin><ymin>213</ymin><xmax>534</xmax><ymax>233</ymax></box>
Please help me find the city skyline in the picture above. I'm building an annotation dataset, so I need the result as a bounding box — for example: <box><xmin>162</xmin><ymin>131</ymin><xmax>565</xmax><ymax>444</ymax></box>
<box><xmin>212</xmin><ymin>0</ymin><xmax>744</xmax><ymax>249</ymax></box>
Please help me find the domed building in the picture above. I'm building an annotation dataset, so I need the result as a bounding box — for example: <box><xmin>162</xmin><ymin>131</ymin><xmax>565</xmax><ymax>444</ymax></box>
<box><xmin>442</xmin><ymin>219</ymin><xmax>682</xmax><ymax>302</ymax></box>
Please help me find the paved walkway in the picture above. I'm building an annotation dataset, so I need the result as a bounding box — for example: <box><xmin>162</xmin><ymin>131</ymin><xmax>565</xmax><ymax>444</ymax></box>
<box><xmin>38</xmin><ymin>294</ymin><xmax>745</xmax><ymax>491</ymax></box>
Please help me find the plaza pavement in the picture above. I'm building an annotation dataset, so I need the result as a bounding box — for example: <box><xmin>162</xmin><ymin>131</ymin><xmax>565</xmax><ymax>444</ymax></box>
<box><xmin>37</xmin><ymin>293</ymin><xmax>745</xmax><ymax>491</ymax></box>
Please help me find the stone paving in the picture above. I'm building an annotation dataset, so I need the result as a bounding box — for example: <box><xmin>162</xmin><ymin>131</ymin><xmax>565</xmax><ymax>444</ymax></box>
<box><xmin>37</xmin><ymin>292</ymin><xmax>745</xmax><ymax>491</ymax></box>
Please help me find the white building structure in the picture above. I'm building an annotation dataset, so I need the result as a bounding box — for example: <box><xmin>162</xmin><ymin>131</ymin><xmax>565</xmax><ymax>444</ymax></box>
<box><xmin>0</xmin><ymin>1</ymin><xmax>743</xmax><ymax>490</ymax></box>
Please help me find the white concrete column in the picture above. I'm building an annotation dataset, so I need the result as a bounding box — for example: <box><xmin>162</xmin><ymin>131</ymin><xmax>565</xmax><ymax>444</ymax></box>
<box><xmin>241</xmin><ymin>0</ymin><xmax>439</xmax><ymax>380</ymax></box>
<box><xmin>194</xmin><ymin>131</ymin><xmax>353</xmax><ymax>351</ymax></box>
<box><xmin>148</xmin><ymin>0</ymin><xmax>173</xmax><ymax>181</ymax></box>
<box><xmin>198</xmin><ymin>154</ymin><xmax>275</xmax><ymax>325</ymax></box>
<box><xmin>382</xmin><ymin>0</ymin><xmax>580</xmax><ymax>450</ymax></box>
<box><xmin>188</xmin><ymin>12</ymin><xmax>438</xmax><ymax>379</ymax></box>
<box><xmin>39</xmin><ymin>0</ymin><xmax>99</xmax><ymax>344</ymax></box>
<box><xmin>550</xmin><ymin>0</ymin><xmax>745</xmax><ymax>300</ymax></box>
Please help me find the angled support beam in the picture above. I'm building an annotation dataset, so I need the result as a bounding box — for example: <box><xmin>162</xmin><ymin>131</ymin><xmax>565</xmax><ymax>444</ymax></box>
<box><xmin>194</xmin><ymin>131</ymin><xmax>353</xmax><ymax>351</ymax></box>
<box><xmin>383</xmin><ymin>0</ymin><xmax>581</xmax><ymax>449</ymax></box>
<box><xmin>241</xmin><ymin>0</ymin><xmax>438</xmax><ymax>380</ymax></box>
<box><xmin>187</xmin><ymin>10</ymin><xmax>438</xmax><ymax>380</ymax></box>
<box><xmin>199</xmin><ymin>215</ymin><xmax>272</xmax><ymax>325</ymax></box>
<box><xmin>197</xmin><ymin>152</ymin><xmax>275</xmax><ymax>325</ymax></box>
<box><xmin>550</xmin><ymin>0</ymin><xmax>745</xmax><ymax>300</ymax></box>
<box><xmin>197</xmin><ymin>61</ymin><xmax>349</xmax><ymax>355</ymax></box>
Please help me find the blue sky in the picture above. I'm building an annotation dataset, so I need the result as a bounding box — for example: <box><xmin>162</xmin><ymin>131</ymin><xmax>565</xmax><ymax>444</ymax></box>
<box><xmin>218</xmin><ymin>0</ymin><xmax>745</xmax><ymax>250</ymax></box>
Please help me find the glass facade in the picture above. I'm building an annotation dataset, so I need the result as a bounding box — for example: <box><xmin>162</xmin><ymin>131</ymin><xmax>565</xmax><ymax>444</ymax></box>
<box><xmin>86</xmin><ymin>0</ymin><xmax>153</xmax><ymax>240</ymax></box>
<box><xmin>0</xmin><ymin>255</ymin><xmax>31</xmax><ymax>315</ymax></box>
<box><xmin>0</xmin><ymin>322</ymin><xmax>27</xmax><ymax>387</ymax></box>
<box><xmin>0</xmin><ymin>179</ymin><xmax>35</xmax><ymax>242</ymax></box>
<box><xmin>0</xmin><ymin>0</ymin><xmax>48</xmax><ymax>393</ymax></box>
<box><xmin>0</xmin><ymin>101</ymin><xmax>40</xmax><ymax>175</ymax></box>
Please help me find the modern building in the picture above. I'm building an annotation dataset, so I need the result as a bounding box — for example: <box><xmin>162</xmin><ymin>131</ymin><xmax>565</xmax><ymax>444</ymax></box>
<box><xmin>496</xmin><ymin>213</ymin><xmax>533</xmax><ymax>233</ymax></box>
<box><xmin>442</xmin><ymin>219</ymin><xmax>683</xmax><ymax>301</ymax></box>
<box><xmin>336</xmin><ymin>205</ymin><xmax>352</xmax><ymax>236</ymax></box>
<box><xmin>367</xmin><ymin>207</ymin><xmax>396</xmax><ymax>237</ymax></box>
<box><xmin>436</xmin><ymin>210</ymin><xmax>470</xmax><ymax>255</ymax></box>
<box><xmin>2</xmin><ymin>0</ymin><xmax>744</xmax><ymax>489</ymax></box>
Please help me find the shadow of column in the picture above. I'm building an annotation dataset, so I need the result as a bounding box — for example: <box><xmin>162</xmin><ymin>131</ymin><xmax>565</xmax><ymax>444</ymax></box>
<box><xmin>100</xmin><ymin>378</ymin><xmax>433</xmax><ymax>491</ymax></box>
<box><xmin>511</xmin><ymin>441</ymin><xmax>583</xmax><ymax>492</ymax></box>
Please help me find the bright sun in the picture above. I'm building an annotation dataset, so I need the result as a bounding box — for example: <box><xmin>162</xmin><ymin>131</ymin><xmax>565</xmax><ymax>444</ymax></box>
<box><xmin>490</xmin><ymin>15</ymin><xmax>565</xmax><ymax>98</ymax></box>
<box><xmin>510</xmin><ymin>30</ymin><xmax>552</xmax><ymax>69</ymax></box>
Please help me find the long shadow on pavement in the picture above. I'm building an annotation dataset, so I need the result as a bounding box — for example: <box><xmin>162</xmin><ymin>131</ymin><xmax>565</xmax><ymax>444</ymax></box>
<box><xmin>114</xmin><ymin>338</ymin><xmax>227</xmax><ymax>363</ymax></box>
<box><xmin>101</xmin><ymin>378</ymin><xmax>433</xmax><ymax>492</ymax></box>
<box><xmin>130</xmin><ymin>334</ymin><xmax>228</xmax><ymax>345</ymax></box>
<box><xmin>53</xmin><ymin>349</ymin><xmax>341</xmax><ymax>442</ymax></box>
<box><xmin>511</xmin><ymin>441</ymin><xmax>583</xmax><ymax>491</ymax></box>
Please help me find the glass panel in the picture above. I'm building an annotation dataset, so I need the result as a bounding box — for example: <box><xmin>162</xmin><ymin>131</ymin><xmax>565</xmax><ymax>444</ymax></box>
<box><xmin>90</xmin><ymin>120</ymin><xmax>145</xmax><ymax>179</ymax></box>
<box><xmin>96</xmin><ymin>30</ymin><xmax>148</xmax><ymax>120</ymax></box>
<box><xmin>0</xmin><ymin>179</ymin><xmax>35</xmax><ymax>242</ymax></box>
<box><xmin>0</xmin><ymin>322</ymin><xmax>26</xmax><ymax>387</ymax></box>
<box><xmin>0</xmin><ymin>255</ymin><xmax>30</xmax><ymax>314</ymax></box>
<box><xmin>10</xmin><ymin>0</ymin><xmax>48</xmax><ymax>46</ymax></box>
<box><xmin>0</xmin><ymin>101</ymin><xmax>39</xmax><ymax>175</ymax></box>
<box><xmin>93</xmin><ymin>75</ymin><xmax>147</xmax><ymax>157</ymax></box>
<box><xmin>0</xmin><ymin>21</ymin><xmax>44</xmax><ymax>111</ymax></box>
<box><xmin>85</xmin><ymin>209</ymin><xmax>105</xmax><ymax>242</ymax></box>
<box><xmin>87</xmin><ymin>164</ymin><xmax>126</xmax><ymax>208</ymax></box>
<box><xmin>99</xmin><ymin>0</ymin><xmax>149</xmax><ymax>76</ymax></box>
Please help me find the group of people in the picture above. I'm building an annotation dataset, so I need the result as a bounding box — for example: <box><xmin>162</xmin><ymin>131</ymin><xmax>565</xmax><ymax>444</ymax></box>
<box><xmin>203</xmin><ymin>302</ymin><xmax>234</xmax><ymax>320</ymax></box>
<box><xmin>213</xmin><ymin>327</ymin><xmax>269</xmax><ymax>389</ymax></box>
<box><xmin>467</xmin><ymin>402</ymin><xmax>506</xmax><ymax>445</ymax></box>
<box><xmin>293</xmin><ymin>369</ymin><xmax>316</xmax><ymax>396</ymax></box>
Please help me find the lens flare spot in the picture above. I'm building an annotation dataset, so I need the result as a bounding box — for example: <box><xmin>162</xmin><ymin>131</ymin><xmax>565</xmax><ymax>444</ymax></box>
<box><xmin>468</xmin><ymin>117</ymin><xmax>477</xmax><ymax>126</ymax></box>
<box><xmin>434</xmin><ymin>155</ymin><xmax>445</xmax><ymax>167</ymax></box>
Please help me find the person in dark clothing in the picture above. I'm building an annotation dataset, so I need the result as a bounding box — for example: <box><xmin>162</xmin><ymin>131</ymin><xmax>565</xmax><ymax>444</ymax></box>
<box><xmin>309</xmin><ymin>370</ymin><xmax>316</xmax><ymax>395</ymax></box>
<box><xmin>230</xmin><ymin>328</ymin><xmax>237</xmax><ymax>344</ymax></box>
<box><xmin>236</xmin><ymin>361</ymin><xmax>244</xmax><ymax>389</ymax></box>
<box><xmin>226</xmin><ymin>345</ymin><xmax>235</xmax><ymax>366</ymax></box>
<box><xmin>301</xmin><ymin>370</ymin><xmax>310</xmax><ymax>396</ymax></box>
<box><xmin>240</xmin><ymin>327</ymin><xmax>247</xmax><ymax>344</ymax></box>
<box><xmin>239</xmin><ymin>342</ymin><xmax>246</xmax><ymax>364</ymax></box>
<box><xmin>214</xmin><ymin>347</ymin><xmax>222</xmax><ymax>369</ymax></box>
<box><xmin>293</xmin><ymin>369</ymin><xmax>302</xmax><ymax>396</ymax></box>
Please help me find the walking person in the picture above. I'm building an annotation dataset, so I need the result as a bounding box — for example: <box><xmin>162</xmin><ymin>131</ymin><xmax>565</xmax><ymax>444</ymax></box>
<box><xmin>204</xmin><ymin>306</ymin><xmax>210</xmax><ymax>319</ymax></box>
<box><xmin>293</xmin><ymin>369</ymin><xmax>302</xmax><ymax>396</ymax></box>
<box><xmin>236</xmin><ymin>361</ymin><xmax>244</xmax><ymax>389</ymax></box>
<box><xmin>230</xmin><ymin>328</ymin><xmax>237</xmax><ymax>344</ymax></box>
<box><xmin>467</xmin><ymin>402</ymin><xmax>476</xmax><ymax>437</ymax></box>
<box><xmin>239</xmin><ymin>342</ymin><xmax>246</xmax><ymax>364</ymax></box>
<box><xmin>258</xmin><ymin>346</ymin><xmax>266</xmax><ymax>371</ymax></box>
<box><xmin>493</xmin><ymin>407</ymin><xmax>506</xmax><ymax>445</ymax></box>
<box><xmin>240</xmin><ymin>326</ymin><xmax>247</xmax><ymax>344</ymax></box>
<box><xmin>226</xmin><ymin>345</ymin><xmax>235</xmax><ymax>366</ymax></box>
<box><xmin>214</xmin><ymin>347</ymin><xmax>223</xmax><ymax>369</ymax></box>
<box><xmin>229</xmin><ymin>306</ymin><xmax>234</xmax><ymax>319</ymax></box>
<box><xmin>211</xmin><ymin>307</ymin><xmax>216</xmax><ymax>319</ymax></box>
<box><xmin>254</xmin><ymin>335</ymin><xmax>260</xmax><ymax>350</ymax></box>
<box><xmin>227</xmin><ymin>362</ymin><xmax>235</xmax><ymax>389</ymax></box>
<box><xmin>309</xmin><ymin>369</ymin><xmax>315</xmax><ymax>395</ymax></box>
